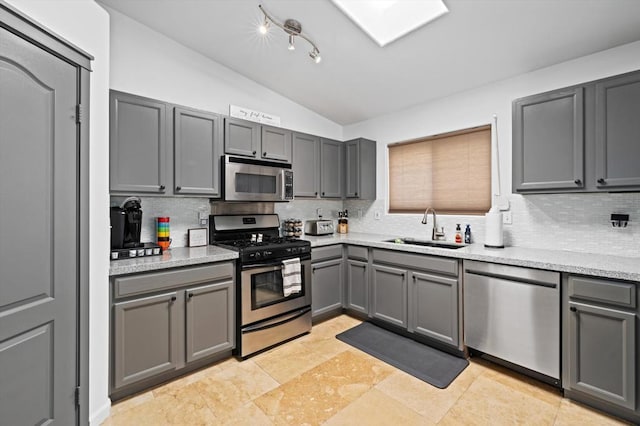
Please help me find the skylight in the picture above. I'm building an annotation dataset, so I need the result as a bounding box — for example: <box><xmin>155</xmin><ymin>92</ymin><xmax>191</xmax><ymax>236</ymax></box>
<box><xmin>331</xmin><ymin>0</ymin><xmax>449</xmax><ymax>47</ymax></box>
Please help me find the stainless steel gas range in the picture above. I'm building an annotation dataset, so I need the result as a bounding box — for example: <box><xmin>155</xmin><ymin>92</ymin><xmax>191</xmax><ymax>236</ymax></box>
<box><xmin>209</xmin><ymin>214</ymin><xmax>312</xmax><ymax>358</ymax></box>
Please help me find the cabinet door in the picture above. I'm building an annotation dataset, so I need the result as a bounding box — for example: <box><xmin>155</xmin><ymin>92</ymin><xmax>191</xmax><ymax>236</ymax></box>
<box><xmin>113</xmin><ymin>292</ymin><xmax>179</xmax><ymax>389</ymax></box>
<box><xmin>185</xmin><ymin>280</ymin><xmax>234</xmax><ymax>363</ymax></box>
<box><xmin>293</xmin><ymin>132</ymin><xmax>320</xmax><ymax>197</ymax></box>
<box><xmin>371</xmin><ymin>264</ymin><xmax>407</xmax><ymax>328</ymax></box>
<box><xmin>346</xmin><ymin>259</ymin><xmax>369</xmax><ymax>315</ymax></box>
<box><xmin>595</xmin><ymin>72</ymin><xmax>640</xmax><ymax>189</ymax></box>
<box><xmin>345</xmin><ymin>140</ymin><xmax>360</xmax><ymax>198</ymax></box>
<box><xmin>311</xmin><ymin>258</ymin><xmax>344</xmax><ymax>317</ymax></box>
<box><xmin>174</xmin><ymin>107</ymin><xmax>222</xmax><ymax>196</ymax></box>
<box><xmin>110</xmin><ymin>91</ymin><xmax>168</xmax><ymax>194</ymax></box>
<box><xmin>513</xmin><ymin>88</ymin><xmax>584</xmax><ymax>192</ymax></box>
<box><xmin>261</xmin><ymin>125</ymin><xmax>292</xmax><ymax>163</ymax></box>
<box><xmin>320</xmin><ymin>138</ymin><xmax>344</xmax><ymax>198</ymax></box>
<box><xmin>567</xmin><ymin>301</ymin><xmax>636</xmax><ymax>410</ymax></box>
<box><xmin>224</xmin><ymin>117</ymin><xmax>259</xmax><ymax>157</ymax></box>
<box><xmin>409</xmin><ymin>271</ymin><xmax>458</xmax><ymax>347</ymax></box>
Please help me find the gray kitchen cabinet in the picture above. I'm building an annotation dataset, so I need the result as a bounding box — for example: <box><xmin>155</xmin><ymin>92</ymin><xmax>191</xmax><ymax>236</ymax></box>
<box><xmin>185</xmin><ymin>280</ymin><xmax>234</xmax><ymax>362</ymax></box>
<box><xmin>563</xmin><ymin>275</ymin><xmax>638</xmax><ymax>414</ymax></box>
<box><xmin>113</xmin><ymin>291</ymin><xmax>180</xmax><ymax>389</ymax></box>
<box><xmin>110</xmin><ymin>90</ymin><xmax>170</xmax><ymax>194</ymax></box>
<box><xmin>311</xmin><ymin>258</ymin><xmax>344</xmax><ymax>318</ymax></box>
<box><xmin>409</xmin><ymin>270</ymin><xmax>459</xmax><ymax>347</ymax></box>
<box><xmin>292</xmin><ymin>132</ymin><xmax>320</xmax><ymax>197</ymax></box>
<box><xmin>320</xmin><ymin>138</ymin><xmax>344</xmax><ymax>198</ymax></box>
<box><xmin>595</xmin><ymin>72</ymin><xmax>640</xmax><ymax>189</ymax></box>
<box><xmin>345</xmin><ymin>245</ymin><xmax>369</xmax><ymax>315</ymax></box>
<box><xmin>224</xmin><ymin>117</ymin><xmax>292</xmax><ymax>163</ymax></box>
<box><xmin>174</xmin><ymin>106</ymin><xmax>223</xmax><ymax>196</ymax></box>
<box><xmin>110</xmin><ymin>262</ymin><xmax>235</xmax><ymax>400</ymax></box>
<box><xmin>345</xmin><ymin>138</ymin><xmax>377</xmax><ymax>199</ymax></box>
<box><xmin>513</xmin><ymin>87</ymin><xmax>585</xmax><ymax>192</ymax></box>
<box><xmin>371</xmin><ymin>264</ymin><xmax>408</xmax><ymax>328</ymax></box>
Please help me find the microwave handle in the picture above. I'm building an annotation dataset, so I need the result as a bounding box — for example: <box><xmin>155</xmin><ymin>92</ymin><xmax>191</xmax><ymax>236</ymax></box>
<box><xmin>279</xmin><ymin>169</ymin><xmax>286</xmax><ymax>201</ymax></box>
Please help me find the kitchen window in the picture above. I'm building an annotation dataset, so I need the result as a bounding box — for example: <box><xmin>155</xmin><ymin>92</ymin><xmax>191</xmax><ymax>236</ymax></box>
<box><xmin>388</xmin><ymin>125</ymin><xmax>491</xmax><ymax>214</ymax></box>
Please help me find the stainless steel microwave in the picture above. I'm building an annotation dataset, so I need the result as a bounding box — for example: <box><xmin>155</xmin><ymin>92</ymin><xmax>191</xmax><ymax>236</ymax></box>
<box><xmin>223</xmin><ymin>155</ymin><xmax>294</xmax><ymax>202</ymax></box>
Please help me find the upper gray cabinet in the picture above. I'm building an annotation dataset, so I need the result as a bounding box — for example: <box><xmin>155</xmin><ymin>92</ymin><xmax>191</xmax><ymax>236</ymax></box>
<box><xmin>345</xmin><ymin>138</ymin><xmax>377</xmax><ymax>199</ymax></box>
<box><xmin>293</xmin><ymin>132</ymin><xmax>320</xmax><ymax>197</ymax></box>
<box><xmin>110</xmin><ymin>90</ymin><xmax>169</xmax><ymax>194</ymax></box>
<box><xmin>174</xmin><ymin>107</ymin><xmax>223</xmax><ymax>197</ymax></box>
<box><xmin>595</xmin><ymin>72</ymin><xmax>640</xmax><ymax>189</ymax></box>
<box><xmin>224</xmin><ymin>117</ymin><xmax>292</xmax><ymax>163</ymax></box>
<box><xmin>513</xmin><ymin>88</ymin><xmax>585</xmax><ymax>192</ymax></box>
<box><xmin>513</xmin><ymin>69</ymin><xmax>640</xmax><ymax>194</ymax></box>
<box><xmin>320</xmin><ymin>138</ymin><xmax>344</xmax><ymax>198</ymax></box>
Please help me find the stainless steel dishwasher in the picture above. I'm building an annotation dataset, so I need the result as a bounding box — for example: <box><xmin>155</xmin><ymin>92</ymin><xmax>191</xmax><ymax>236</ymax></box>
<box><xmin>463</xmin><ymin>260</ymin><xmax>560</xmax><ymax>384</ymax></box>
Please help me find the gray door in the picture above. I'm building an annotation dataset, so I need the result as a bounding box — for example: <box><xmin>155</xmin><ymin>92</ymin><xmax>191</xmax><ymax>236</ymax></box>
<box><xmin>320</xmin><ymin>138</ymin><xmax>344</xmax><ymax>198</ymax></box>
<box><xmin>409</xmin><ymin>271</ymin><xmax>458</xmax><ymax>346</ymax></box>
<box><xmin>568</xmin><ymin>301</ymin><xmax>636</xmax><ymax>410</ymax></box>
<box><xmin>311</xmin><ymin>259</ymin><xmax>344</xmax><ymax>317</ymax></box>
<box><xmin>513</xmin><ymin>88</ymin><xmax>585</xmax><ymax>192</ymax></box>
<box><xmin>371</xmin><ymin>264</ymin><xmax>407</xmax><ymax>328</ymax></box>
<box><xmin>346</xmin><ymin>259</ymin><xmax>368</xmax><ymax>314</ymax></box>
<box><xmin>345</xmin><ymin>140</ymin><xmax>360</xmax><ymax>197</ymax></box>
<box><xmin>595</xmin><ymin>72</ymin><xmax>640</xmax><ymax>189</ymax></box>
<box><xmin>293</xmin><ymin>132</ymin><xmax>320</xmax><ymax>197</ymax></box>
<box><xmin>185</xmin><ymin>280</ymin><xmax>234</xmax><ymax>363</ymax></box>
<box><xmin>0</xmin><ymin>28</ymin><xmax>79</xmax><ymax>425</ymax></box>
<box><xmin>261</xmin><ymin>125</ymin><xmax>292</xmax><ymax>163</ymax></box>
<box><xmin>113</xmin><ymin>292</ymin><xmax>179</xmax><ymax>389</ymax></box>
<box><xmin>174</xmin><ymin>107</ymin><xmax>222</xmax><ymax>196</ymax></box>
<box><xmin>224</xmin><ymin>117</ymin><xmax>259</xmax><ymax>158</ymax></box>
<box><xmin>110</xmin><ymin>91</ymin><xmax>168</xmax><ymax>194</ymax></box>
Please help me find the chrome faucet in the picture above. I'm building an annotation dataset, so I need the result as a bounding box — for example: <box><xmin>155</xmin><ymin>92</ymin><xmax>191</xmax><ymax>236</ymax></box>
<box><xmin>421</xmin><ymin>207</ymin><xmax>446</xmax><ymax>240</ymax></box>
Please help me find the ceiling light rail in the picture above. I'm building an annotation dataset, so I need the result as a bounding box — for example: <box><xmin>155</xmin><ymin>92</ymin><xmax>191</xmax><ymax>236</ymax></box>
<box><xmin>258</xmin><ymin>4</ymin><xmax>321</xmax><ymax>63</ymax></box>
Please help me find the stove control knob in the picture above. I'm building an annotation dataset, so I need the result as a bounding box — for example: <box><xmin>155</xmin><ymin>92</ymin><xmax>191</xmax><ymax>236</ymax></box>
<box><xmin>255</xmin><ymin>252</ymin><xmax>261</xmax><ymax>258</ymax></box>
<box><xmin>291</xmin><ymin>247</ymin><xmax>299</xmax><ymax>254</ymax></box>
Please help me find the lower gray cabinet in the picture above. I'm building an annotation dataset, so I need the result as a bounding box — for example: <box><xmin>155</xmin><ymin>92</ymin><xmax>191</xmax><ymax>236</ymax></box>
<box><xmin>185</xmin><ymin>280</ymin><xmax>234</xmax><ymax>363</ymax></box>
<box><xmin>371</xmin><ymin>264</ymin><xmax>407</xmax><ymax>328</ymax></box>
<box><xmin>311</xmin><ymin>258</ymin><xmax>344</xmax><ymax>317</ymax></box>
<box><xmin>409</xmin><ymin>271</ymin><xmax>459</xmax><ymax>347</ymax></box>
<box><xmin>564</xmin><ymin>275</ymin><xmax>638</xmax><ymax>413</ymax></box>
<box><xmin>113</xmin><ymin>291</ymin><xmax>179</xmax><ymax>389</ymax></box>
<box><xmin>346</xmin><ymin>259</ymin><xmax>368</xmax><ymax>315</ymax></box>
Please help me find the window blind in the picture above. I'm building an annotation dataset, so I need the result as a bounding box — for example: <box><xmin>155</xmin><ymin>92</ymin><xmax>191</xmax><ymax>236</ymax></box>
<box><xmin>388</xmin><ymin>126</ymin><xmax>491</xmax><ymax>214</ymax></box>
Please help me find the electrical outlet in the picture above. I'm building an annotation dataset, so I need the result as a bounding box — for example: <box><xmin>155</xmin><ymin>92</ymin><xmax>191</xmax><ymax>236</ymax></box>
<box><xmin>503</xmin><ymin>210</ymin><xmax>513</xmax><ymax>225</ymax></box>
<box><xmin>374</xmin><ymin>210</ymin><xmax>381</xmax><ymax>220</ymax></box>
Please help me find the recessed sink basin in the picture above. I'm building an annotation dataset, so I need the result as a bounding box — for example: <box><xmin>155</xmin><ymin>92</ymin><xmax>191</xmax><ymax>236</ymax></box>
<box><xmin>383</xmin><ymin>238</ymin><xmax>466</xmax><ymax>249</ymax></box>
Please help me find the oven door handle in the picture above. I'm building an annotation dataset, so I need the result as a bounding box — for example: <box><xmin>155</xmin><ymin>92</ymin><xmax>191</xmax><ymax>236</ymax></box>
<box><xmin>242</xmin><ymin>306</ymin><xmax>312</xmax><ymax>333</ymax></box>
<box><xmin>241</xmin><ymin>256</ymin><xmax>310</xmax><ymax>270</ymax></box>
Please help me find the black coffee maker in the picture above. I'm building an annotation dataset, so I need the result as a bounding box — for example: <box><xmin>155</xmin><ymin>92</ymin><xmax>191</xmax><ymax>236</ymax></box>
<box><xmin>110</xmin><ymin>197</ymin><xmax>143</xmax><ymax>249</ymax></box>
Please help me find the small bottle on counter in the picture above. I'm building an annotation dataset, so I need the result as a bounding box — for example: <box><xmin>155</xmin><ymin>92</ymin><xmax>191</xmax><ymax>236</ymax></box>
<box><xmin>344</xmin><ymin>210</ymin><xmax>349</xmax><ymax>233</ymax></box>
<box><xmin>455</xmin><ymin>224</ymin><xmax>463</xmax><ymax>244</ymax></box>
<box><xmin>464</xmin><ymin>224</ymin><xmax>472</xmax><ymax>244</ymax></box>
<box><xmin>338</xmin><ymin>211</ymin><xmax>347</xmax><ymax>234</ymax></box>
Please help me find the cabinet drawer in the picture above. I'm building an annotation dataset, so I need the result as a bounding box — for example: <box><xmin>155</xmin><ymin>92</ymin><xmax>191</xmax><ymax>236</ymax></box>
<box><xmin>568</xmin><ymin>275</ymin><xmax>636</xmax><ymax>308</ymax></box>
<box><xmin>311</xmin><ymin>245</ymin><xmax>343</xmax><ymax>262</ymax></box>
<box><xmin>347</xmin><ymin>245</ymin><xmax>368</xmax><ymax>261</ymax></box>
<box><xmin>372</xmin><ymin>249</ymin><xmax>458</xmax><ymax>276</ymax></box>
<box><xmin>114</xmin><ymin>262</ymin><xmax>234</xmax><ymax>298</ymax></box>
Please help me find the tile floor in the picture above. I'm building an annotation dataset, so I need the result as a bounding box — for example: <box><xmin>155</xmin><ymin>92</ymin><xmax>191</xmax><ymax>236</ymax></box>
<box><xmin>102</xmin><ymin>315</ymin><xmax>631</xmax><ymax>425</ymax></box>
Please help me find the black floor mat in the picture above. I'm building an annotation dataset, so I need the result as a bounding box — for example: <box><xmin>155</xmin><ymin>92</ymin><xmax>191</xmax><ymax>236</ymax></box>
<box><xmin>336</xmin><ymin>322</ymin><xmax>468</xmax><ymax>389</ymax></box>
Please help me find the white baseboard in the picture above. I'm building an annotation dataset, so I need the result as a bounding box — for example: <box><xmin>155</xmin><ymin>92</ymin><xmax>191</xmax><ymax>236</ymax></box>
<box><xmin>89</xmin><ymin>399</ymin><xmax>111</xmax><ymax>426</ymax></box>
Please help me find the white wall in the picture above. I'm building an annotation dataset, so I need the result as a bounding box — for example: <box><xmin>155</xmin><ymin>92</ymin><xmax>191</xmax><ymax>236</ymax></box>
<box><xmin>4</xmin><ymin>0</ymin><xmax>112</xmax><ymax>424</ymax></box>
<box><xmin>343</xmin><ymin>41</ymin><xmax>640</xmax><ymax>256</ymax></box>
<box><xmin>105</xmin><ymin>6</ymin><xmax>342</xmax><ymax>140</ymax></box>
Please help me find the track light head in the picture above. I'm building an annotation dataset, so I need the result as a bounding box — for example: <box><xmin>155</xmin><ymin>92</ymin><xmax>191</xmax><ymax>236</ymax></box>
<box><xmin>309</xmin><ymin>49</ymin><xmax>321</xmax><ymax>63</ymax></box>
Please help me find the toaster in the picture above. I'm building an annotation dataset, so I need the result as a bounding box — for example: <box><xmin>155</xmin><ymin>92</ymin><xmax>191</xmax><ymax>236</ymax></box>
<box><xmin>305</xmin><ymin>219</ymin><xmax>334</xmax><ymax>235</ymax></box>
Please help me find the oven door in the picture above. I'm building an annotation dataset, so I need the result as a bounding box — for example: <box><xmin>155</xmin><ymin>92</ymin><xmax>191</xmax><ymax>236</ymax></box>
<box><xmin>240</xmin><ymin>257</ymin><xmax>311</xmax><ymax>325</ymax></box>
<box><xmin>224</xmin><ymin>156</ymin><xmax>292</xmax><ymax>202</ymax></box>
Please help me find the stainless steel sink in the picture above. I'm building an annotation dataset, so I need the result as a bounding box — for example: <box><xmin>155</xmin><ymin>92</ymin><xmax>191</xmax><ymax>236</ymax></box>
<box><xmin>383</xmin><ymin>238</ymin><xmax>466</xmax><ymax>249</ymax></box>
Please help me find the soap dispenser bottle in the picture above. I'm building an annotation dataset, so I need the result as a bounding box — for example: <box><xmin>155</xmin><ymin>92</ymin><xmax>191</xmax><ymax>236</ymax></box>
<box><xmin>464</xmin><ymin>224</ymin><xmax>472</xmax><ymax>244</ymax></box>
<box><xmin>455</xmin><ymin>224</ymin><xmax>463</xmax><ymax>243</ymax></box>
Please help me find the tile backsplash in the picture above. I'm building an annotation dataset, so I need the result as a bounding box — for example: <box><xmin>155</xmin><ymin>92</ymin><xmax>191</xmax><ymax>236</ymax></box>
<box><xmin>114</xmin><ymin>193</ymin><xmax>639</xmax><ymax>257</ymax></box>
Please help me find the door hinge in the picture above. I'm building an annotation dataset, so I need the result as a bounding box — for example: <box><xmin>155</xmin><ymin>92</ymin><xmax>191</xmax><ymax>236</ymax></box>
<box><xmin>76</xmin><ymin>104</ymin><xmax>83</xmax><ymax>124</ymax></box>
<box><xmin>75</xmin><ymin>386</ymin><xmax>80</xmax><ymax>407</ymax></box>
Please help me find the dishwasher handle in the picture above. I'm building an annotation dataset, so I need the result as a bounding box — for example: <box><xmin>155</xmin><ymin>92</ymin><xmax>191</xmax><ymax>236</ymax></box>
<box><xmin>464</xmin><ymin>269</ymin><xmax>558</xmax><ymax>289</ymax></box>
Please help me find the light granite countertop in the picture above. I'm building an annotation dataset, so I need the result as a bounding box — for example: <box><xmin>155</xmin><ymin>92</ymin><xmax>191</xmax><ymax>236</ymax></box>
<box><xmin>109</xmin><ymin>232</ymin><xmax>640</xmax><ymax>282</ymax></box>
<box><xmin>303</xmin><ymin>232</ymin><xmax>640</xmax><ymax>282</ymax></box>
<box><xmin>109</xmin><ymin>246</ymin><xmax>238</xmax><ymax>276</ymax></box>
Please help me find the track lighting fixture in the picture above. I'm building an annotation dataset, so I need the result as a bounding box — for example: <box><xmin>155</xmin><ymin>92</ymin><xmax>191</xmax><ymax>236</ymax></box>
<box><xmin>258</xmin><ymin>4</ymin><xmax>321</xmax><ymax>63</ymax></box>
